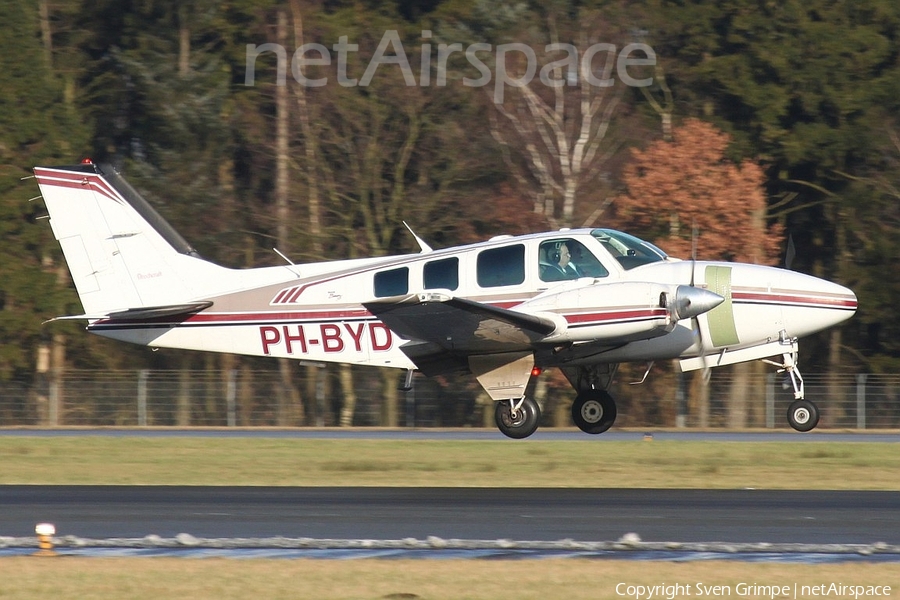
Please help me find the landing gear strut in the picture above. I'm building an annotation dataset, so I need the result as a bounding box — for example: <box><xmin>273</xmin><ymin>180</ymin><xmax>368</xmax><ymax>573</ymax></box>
<box><xmin>561</xmin><ymin>365</ymin><xmax>619</xmax><ymax>435</ymax></box>
<box><xmin>494</xmin><ymin>397</ymin><xmax>541</xmax><ymax>439</ymax></box>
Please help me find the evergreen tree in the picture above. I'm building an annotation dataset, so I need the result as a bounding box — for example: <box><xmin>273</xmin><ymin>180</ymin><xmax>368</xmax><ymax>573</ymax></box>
<box><xmin>646</xmin><ymin>0</ymin><xmax>900</xmax><ymax>370</ymax></box>
<box><xmin>0</xmin><ymin>1</ymin><xmax>89</xmax><ymax>379</ymax></box>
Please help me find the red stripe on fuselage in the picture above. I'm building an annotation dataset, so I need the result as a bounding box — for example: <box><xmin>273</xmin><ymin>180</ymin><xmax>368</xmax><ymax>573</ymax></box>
<box><xmin>733</xmin><ymin>291</ymin><xmax>857</xmax><ymax>310</ymax></box>
<box><xmin>563</xmin><ymin>308</ymin><xmax>668</xmax><ymax>326</ymax></box>
<box><xmin>185</xmin><ymin>309</ymin><xmax>374</xmax><ymax>323</ymax></box>
<box><xmin>90</xmin><ymin>303</ymin><xmax>669</xmax><ymax>331</ymax></box>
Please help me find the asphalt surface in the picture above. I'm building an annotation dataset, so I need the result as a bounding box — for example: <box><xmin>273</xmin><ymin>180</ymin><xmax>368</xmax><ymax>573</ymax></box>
<box><xmin>2</xmin><ymin>428</ymin><xmax>900</xmax><ymax>442</ymax></box>
<box><xmin>2</xmin><ymin>486</ymin><xmax>899</xmax><ymax>545</ymax></box>
<box><xmin>3</xmin><ymin>430</ymin><xmax>898</xmax><ymax>557</ymax></box>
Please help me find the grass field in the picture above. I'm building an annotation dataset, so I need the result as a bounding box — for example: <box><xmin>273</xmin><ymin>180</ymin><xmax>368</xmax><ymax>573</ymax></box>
<box><xmin>3</xmin><ymin>433</ymin><xmax>899</xmax><ymax>598</ymax></box>
<box><xmin>1</xmin><ymin>435</ymin><xmax>899</xmax><ymax>488</ymax></box>
<box><xmin>1</xmin><ymin>557</ymin><xmax>899</xmax><ymax>600</ymax></box>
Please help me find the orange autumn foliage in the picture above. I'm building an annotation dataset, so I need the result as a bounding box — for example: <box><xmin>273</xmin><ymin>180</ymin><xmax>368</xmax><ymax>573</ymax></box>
<box><xmin>616</xmin><ymin>119</ymin><xmax>783</xmax><ymax>265</ymax></box>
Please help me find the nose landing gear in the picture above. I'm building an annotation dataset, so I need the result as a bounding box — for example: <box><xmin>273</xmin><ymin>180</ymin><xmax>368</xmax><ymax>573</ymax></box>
<box><xmin>786</xmin><ymin>398</ymin><xmax>819</xmax><ymax>432</ymax></box>
<box><xmin>763</xmin><ymin>339</ymin><xmax>820</xmax><ymax>432</ymax></box>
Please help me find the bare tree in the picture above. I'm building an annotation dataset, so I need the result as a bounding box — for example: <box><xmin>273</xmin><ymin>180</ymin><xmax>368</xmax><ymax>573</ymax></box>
<box><xmin>489</xmin><ymin>14</ymin><xmax>625</xmax><ymax>228</ymax></box>
<box><xmin>274</xmin><ymin>9</ymin><xmax>303</xmax><ymax>425</ymax></box>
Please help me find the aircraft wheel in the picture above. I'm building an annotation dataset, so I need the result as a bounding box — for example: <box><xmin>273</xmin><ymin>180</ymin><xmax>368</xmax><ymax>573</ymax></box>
<box><xmin>495</xmin><ymin>397</ymin><xmax>540</xmax><ymax>439</ymax></box>
<box><xmin>787</xmin><ymin>399</ymin><xmax>819</xmax><ymax>432</ymax></box>
<box><xmin>572</xmin><ymin>390</ymin><xmax>617</xmax><ymax>435</ymax></box>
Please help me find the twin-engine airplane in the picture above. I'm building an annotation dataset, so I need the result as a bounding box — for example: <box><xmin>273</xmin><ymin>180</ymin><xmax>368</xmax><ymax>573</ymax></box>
<box><xmin>33</xmin><ymin>161</ymin><xmax>857</xmax><ymax>438</ymax></box>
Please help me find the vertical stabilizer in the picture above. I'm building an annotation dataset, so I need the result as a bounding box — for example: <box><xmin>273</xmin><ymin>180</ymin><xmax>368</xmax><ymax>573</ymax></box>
<box><xmin>34</xmin><ymin>162</ymin><xmax>226</xmax><ymax>314</ymax></box>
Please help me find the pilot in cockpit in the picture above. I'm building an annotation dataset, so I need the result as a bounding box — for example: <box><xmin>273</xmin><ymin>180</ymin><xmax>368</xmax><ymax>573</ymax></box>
<box><xmin>540</xmin><ymin>241</ymin><xmax>583</xmax><ymax>281</ymax></box>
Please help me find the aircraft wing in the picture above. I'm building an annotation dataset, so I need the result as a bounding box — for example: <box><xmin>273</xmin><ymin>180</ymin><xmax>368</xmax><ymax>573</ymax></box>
<box><xmin>363</xmin><ymin>293</ymin><xmax>558</xmax><ymax>375</ymax></box>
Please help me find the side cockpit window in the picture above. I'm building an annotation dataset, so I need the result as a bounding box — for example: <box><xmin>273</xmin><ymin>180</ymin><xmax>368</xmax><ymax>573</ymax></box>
<box><xmin>539</xmin><ymin>239</ymin><xmax>608</xmax><ymax>282</ymax></box>
<box><xmin>374</xmin><ymin>267</ymin><xmax>409</xmax><ymax>297</ymax></box>
<box><xmin>477</xmin><ymin>244</ymin><xmax>525</xmax><ymax>288</ymax></box>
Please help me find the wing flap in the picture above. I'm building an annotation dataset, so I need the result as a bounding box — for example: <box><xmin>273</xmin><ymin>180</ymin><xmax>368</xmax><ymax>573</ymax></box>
<box><xmin>399</xmin><ymin>340</ymin><xmax>469</xmax><ymax>376</ymax></box>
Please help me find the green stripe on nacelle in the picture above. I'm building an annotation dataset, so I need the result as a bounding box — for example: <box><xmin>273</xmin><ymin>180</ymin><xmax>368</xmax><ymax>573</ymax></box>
<box><xmin>704</xmin><ymin>265</ymin><xmax>740</xmax><ymax>347</ymax></box>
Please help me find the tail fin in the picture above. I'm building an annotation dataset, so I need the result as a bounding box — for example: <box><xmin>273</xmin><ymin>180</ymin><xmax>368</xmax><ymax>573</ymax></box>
<box><xmin>34</xmin><ymin>161</ymin><xmax>227</xmax><ymax>315</ymax></box>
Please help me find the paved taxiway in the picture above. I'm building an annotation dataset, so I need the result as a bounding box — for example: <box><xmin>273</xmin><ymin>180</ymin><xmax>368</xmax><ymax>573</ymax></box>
<box><xmin>2</xmin><ymin>486</ymin><xmax>898</xmax><ymax>545</ymax></box>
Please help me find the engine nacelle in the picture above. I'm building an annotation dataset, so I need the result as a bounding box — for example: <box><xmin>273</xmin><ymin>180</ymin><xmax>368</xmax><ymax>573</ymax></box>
<box><xmin>522</xmin><ymin>281</ymin><xmax>722</xmax><ymax>345</ymax></box>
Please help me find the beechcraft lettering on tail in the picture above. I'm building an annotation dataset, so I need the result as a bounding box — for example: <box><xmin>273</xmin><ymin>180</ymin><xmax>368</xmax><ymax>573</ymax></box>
<box><xmin>33</xmin><ymin>161</ymin><xmax>857</xmax><ymax>438</ymax></box>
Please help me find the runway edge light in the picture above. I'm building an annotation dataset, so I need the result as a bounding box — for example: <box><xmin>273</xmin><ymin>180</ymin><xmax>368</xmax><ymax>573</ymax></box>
<box><xmin>34</xmin><ymin>523</ymin><xmax>57</xmax><ymax>557</ymax></box>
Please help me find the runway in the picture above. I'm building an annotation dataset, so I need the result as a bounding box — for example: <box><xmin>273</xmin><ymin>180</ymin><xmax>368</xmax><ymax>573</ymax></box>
<box><xmin>2</xmin><ymin>486</ymin><xmax>899</xmax><ymax>546</ymax></box>
<box><xmin>2</xmin><ymin>428</ymin><xmax>900</xmax><ymax>442</ymax></box>
<box><xmin>3</xmin><ymin>430</ymin><xmax>898</xmax><ymax>560</ymax></box>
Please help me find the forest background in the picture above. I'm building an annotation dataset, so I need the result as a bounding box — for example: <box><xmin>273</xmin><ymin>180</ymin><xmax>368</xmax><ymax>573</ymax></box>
<box><xmin>0</xmin><ymin>0</ymin><xmax>897</xmax><ymax>428</ymax></box>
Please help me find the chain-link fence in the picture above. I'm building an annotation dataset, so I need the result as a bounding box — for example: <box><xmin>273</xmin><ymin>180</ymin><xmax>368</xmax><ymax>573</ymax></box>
<box><xmin>4</xmin><ymin>368</ymin><xmax>483</xmax><ymax>428</ymax></box>
<box><xmin>1</xmin><ymin>368</ymin><xmax>898</xmax><ymax>429</ymax></box>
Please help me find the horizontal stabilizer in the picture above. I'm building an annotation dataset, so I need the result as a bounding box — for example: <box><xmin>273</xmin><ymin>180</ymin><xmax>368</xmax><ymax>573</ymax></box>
<box><xmin>46</xmin><ymin>301</ymin><xmax>213</xmax><ymax>323</ymax></box>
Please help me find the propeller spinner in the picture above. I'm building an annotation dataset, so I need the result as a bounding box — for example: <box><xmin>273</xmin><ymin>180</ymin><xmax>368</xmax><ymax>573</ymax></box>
<box><xmin>664</xmin><ymin>285</ymin><xmax>724</xmax><ymax>322</ymax></box>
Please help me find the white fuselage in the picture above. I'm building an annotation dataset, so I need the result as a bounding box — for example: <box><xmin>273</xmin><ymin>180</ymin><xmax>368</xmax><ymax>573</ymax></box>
<box><xmin>88</xmin><ymin>229</ymin><xmax>857</xmax><ymax>372</ymax></box>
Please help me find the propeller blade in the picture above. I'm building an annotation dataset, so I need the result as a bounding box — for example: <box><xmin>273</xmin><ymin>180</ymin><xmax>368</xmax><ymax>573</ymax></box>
<box><xmin>689</xmin><ymin>219</ymin><xmax>698</xmax><ymax>287</ymax></box>
<box><xmin>686</xmin><ymin>221</ymin><xmax>711</xmax><ymax>380</ymax></box>
<box><xmin>691</xmin><ymin>316</ymin><xmax>713</xmax><ymax>383</ymax></box>
<box><xmin>691</xmin><ymin>220</ymin><xmax>698</xmax><ymax>262</ymax></box>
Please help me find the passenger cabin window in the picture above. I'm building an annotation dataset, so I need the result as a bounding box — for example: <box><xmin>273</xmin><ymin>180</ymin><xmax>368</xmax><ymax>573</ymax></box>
<box><xmin>424</xmin><ymin>257</ymin><xmax>459</xmax><ymax>291</ymax></box>
<box><xmin>373</xmin><ymin>267</ymin><xmax>409</xmax><ymax>297</ymax></box>
<box><xmin>477</xmin><ymin>244</ymin><xmax>525</xmax><ymax>288</ymax></box>
<box><xmin>539</xmin><ymin>239</ymin><xmax>608</xmax><ymax>282</ymax></box>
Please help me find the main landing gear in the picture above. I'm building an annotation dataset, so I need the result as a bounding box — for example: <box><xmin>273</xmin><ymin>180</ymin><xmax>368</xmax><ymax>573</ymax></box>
<box><xmin>561</xmin><ymin>364</ymin><xmax>619</xmax><ymax>435</ymax></box>
<box><xmin>571</xmin><ymin>390</ymin><xmax>617</xmax><ymax>435</ymax></box>
<box><xmin>479</xmin><ymin>356</ymin><xmax>617</xmax><ymax>439</ymax></box>
<box><xmin>495</xmin><ymin>396</ymin><xmax>541</xmax><ymax>439</ymax></box>
<box><xmin>493</xmin><ymin>388</ymin><xmax>620</xmax><ymax>438</ymax></box>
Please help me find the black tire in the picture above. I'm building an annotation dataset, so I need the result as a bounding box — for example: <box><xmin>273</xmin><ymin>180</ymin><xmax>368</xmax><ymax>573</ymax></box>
<box><xmin>787</xmin><ymin>399</ymin><xmax>819</xmax><ymax>432</ymax></box>
<box><xmin>571</xmin><ymin>390</ymin><xmax>617</xmax><ymax>434</ymax></box>
<box><xmin>495</xmin><ymin>397</ymin><xmax>541</xmax><ymax>439</ymax></box>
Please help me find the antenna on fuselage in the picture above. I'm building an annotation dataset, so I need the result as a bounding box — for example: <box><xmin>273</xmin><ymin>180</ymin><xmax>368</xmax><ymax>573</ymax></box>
<box><xmin>403</xmin><ymin>221</ymin><xmax>433</xmax><ymax>254</ymax></box>
<box><xmin>784</xmin><ymin>234</ymin><xmax>796</xmax><ymax>270</ymax></box>
<box><xmin>273</xmin><ymin>248</ymin><xmax>301</xmax><ymax>277</ymax></box>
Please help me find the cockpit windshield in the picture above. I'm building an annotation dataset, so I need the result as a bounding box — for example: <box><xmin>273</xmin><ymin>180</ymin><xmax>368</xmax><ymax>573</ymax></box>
<box><xmin>591</xmin><ymin>228</ymin><xmax>668</xmax><ymax>270</ymax></box>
